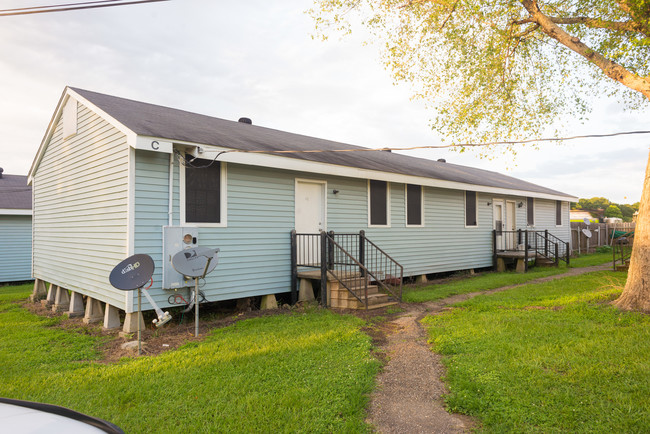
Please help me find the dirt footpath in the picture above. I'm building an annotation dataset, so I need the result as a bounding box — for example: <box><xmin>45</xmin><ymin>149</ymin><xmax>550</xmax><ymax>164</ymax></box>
<box><xmin>367</xmin><ymin>264</ymin><xmax>612</xmax><ymax>433</ymax></box>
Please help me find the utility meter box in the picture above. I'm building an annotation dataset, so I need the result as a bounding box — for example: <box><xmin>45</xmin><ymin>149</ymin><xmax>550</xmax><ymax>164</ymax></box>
<box><xmin>163</xmin><ymin>226</ymin><xmax>199</xmax><ymax>289</ymax></box>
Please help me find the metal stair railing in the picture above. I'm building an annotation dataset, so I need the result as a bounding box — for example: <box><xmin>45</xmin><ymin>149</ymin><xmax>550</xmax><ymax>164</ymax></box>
<box><xmin>533</xmin><ymin>230</ymin><xmax>570</xmax><ymax>265</ymax></box>
<box><xmin>492</xmin><ymin>229</ymin><xmax>570</xmax><ymax>271</ymax></box>
<box><xmin>290</xmin><ymin>230</ymin><xmax>403</xmax><ymax>308</ymax></box>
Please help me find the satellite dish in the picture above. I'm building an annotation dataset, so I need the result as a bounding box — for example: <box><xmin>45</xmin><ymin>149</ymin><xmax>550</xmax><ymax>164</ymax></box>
<box><xmin>109</xmin><ymin>254</ymin><xmax>155</xmax><ymax>291</ymax></box>
<box><xmin>582</xmin><ymin>228</ymin><xmax>592</xmax><ymax>238</ymax></box>
<box><xmin>172</xmin><ymin>247</ymin><xmax>220</xmax><ymax>278</ymax></box>
<box><xmin>583</xmin><ymin>218</ymin><xmax>591</xmax><ymax>225</ymax></box>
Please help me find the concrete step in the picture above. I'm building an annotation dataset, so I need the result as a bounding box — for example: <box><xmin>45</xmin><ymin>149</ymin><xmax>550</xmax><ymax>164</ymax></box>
<box><xmin>535</xmin><ymin>257</ymin><xmax>557</xmax><ymax>267</ymax></box>
<box><xmin>348</xmin><ymin>292</ymin><xmax>392</xmax><ymax>307</ymax></box>
<box><xmin>366</xmin><ymin>301</ymin><xmax>399</xmax><ymax>310</ymax></box>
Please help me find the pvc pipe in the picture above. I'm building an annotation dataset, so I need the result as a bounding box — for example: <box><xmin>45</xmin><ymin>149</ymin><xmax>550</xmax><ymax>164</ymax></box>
<box><xmin>168</xmin><ymin>153</ymin><xmax>174</xmax><ymax>226</ymax></box>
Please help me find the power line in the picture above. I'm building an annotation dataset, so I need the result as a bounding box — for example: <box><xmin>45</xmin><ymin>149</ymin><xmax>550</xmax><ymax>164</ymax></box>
<box><xmin>0</xmin><ymin>0</ymin><xmax>168</xmax><ymax>16</ymax></box>
<box><xmin>212</xmin><ymin>129</ymin><xmax>650</xmax><ymax>157</ymax></box>
<box><xmin>1</xmin><ymin>0</ymin><xmax>123</xmax><ymax>13</ymax></box>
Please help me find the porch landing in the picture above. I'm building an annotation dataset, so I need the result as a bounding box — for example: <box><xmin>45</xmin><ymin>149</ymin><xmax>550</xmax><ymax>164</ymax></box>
<box><xmin>495</xmin><ymin>250</ymin><xmax>537</xmax><ymax>273</ymax></box>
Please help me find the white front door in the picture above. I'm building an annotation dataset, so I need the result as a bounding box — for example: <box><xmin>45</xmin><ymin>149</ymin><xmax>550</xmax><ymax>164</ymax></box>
<box><xmin>295</xmin><ymin>180</ymin><xmax>326</xmax><ymax>264</ymax></box>
<box><xmin>493</xmin><ymin>200</ymin><xmax>505</xmax><ymax>250</ymax></box>
<box><xmin>506</xmin><ymin>201</ymin><xmax>517</xmax><ymax>249</ymax></box>
<box><xmin>295</xmin><ymin>180</ymin><xmax>325</xmax><ymax>233</ymax></box>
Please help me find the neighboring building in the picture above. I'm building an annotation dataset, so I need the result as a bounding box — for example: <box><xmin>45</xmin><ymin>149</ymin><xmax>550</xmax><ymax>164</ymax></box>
<box><xmin>0</xmin><ymin>169</ymin><xmax>32</xmax><ymax>283</ymax></box>
<box><xmin>570</xmin><ymin>210</ymin><xmax>597</xmax><ymax>222</ymax></box>
<box><xmin>28</xmin><ymin>87</ymin><xmax>576</xmax><ymax>330</ymax></box>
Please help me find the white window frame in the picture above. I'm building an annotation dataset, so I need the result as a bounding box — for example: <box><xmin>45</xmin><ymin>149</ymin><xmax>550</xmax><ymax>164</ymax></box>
<box><xmin>464</xmin><ymin>190</ymin><xmax>479</xmax><ymax>228</ymax></box>
<box><xmin>180</xmin><ymin>160</ymin><xmax>228</xmax><ymax>228</ymax></box>
<box><xmin>368</xmin><ymin>180</ymin><xmax>391</xmax><ymax>228</ymax></box>
<box><xmin>405</xmin><ymin>184</ymin><xmax>424</xmax><ymax>227</ymax></box>
<box><xmin>556</xmin><ymin>200</ymin><xmax>563</xmax><ymax>227</ymax></box>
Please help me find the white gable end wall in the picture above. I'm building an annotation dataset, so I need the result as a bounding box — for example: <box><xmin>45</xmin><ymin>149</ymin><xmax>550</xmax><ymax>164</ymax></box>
<box><xmin>32</xmin><ymin>101</ymin><xmax>130</xmax><ymax>309</ymax></box>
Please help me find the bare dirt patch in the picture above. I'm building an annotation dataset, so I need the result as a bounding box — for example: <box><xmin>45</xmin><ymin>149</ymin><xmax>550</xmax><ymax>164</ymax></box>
<box><xmin>22</xmin><ymin>299</ymin><xmax>297</xmax><ymax>363</ymax></box>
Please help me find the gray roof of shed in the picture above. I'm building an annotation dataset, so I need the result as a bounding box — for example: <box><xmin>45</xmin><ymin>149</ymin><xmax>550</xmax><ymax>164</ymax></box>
<box><xmin>0</xmin><ymin>174</ymin><xmax>31</xmax><ymax>210</ymax></box>
<box><xmin>72</xmin><ymin>87</ymin><xmax>572</xmax><ymax>198</ymax></box>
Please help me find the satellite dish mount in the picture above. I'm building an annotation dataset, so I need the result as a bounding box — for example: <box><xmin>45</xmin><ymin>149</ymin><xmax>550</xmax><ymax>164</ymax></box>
<box><xmin>109</xmin><ymin>254</ymin><xmax>172</xmax><ymax>355</ymax></box>
<box><xmin>172</xmin><ymin>247</ymin><xmax>220</xmax><ymax>337</ymax></box>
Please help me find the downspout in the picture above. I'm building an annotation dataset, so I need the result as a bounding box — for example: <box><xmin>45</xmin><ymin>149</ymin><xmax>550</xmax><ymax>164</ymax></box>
<box><xmin>168</xmin><ymin>152</ymin><xmax>174</xmax><ymax>226</ymax></box>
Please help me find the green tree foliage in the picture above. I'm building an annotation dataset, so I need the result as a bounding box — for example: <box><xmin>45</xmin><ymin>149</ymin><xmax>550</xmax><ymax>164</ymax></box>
<box><xmin>312</xmin><ymin>1</ymin><xmax>650</xmax><ymax>312</ymax></box>
<box><xmin>605</xmin><ymin>204</ymin><xmax>624</xmax><ymax>218</ymax></box>
<box><xmin>619</xmin><ymin>203</ymin><xmax>636</xmax><ymax>220</ymax></box>
<box><xmin>310</xmin><ymin>1</ymin><xmax>650</xmax><ymax>153</ymax></box>
<box><xmin>574</xmin><ymin>197</ymin><xmax>636</xmax><ymax>220</ymax></box>
<box><xmin>576</xmin><ymin>197</ymin><xmax>612</xmax><ymax>210</ymax></box>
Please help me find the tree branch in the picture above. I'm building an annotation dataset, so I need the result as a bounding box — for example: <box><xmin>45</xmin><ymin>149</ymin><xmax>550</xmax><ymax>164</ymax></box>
<box><xmin>520</xmin><ymin>0</ymin><xmax>650</xmax><ymax>99</ymax></box>
<box><xmin>511</xmin><ymin>23</ymin><xmax>540</xmax><ymax>38</ymax></box>
<box><xmin>548</xmin><ymin>15</ymin><xmax>649</xmax><ymax>36</ymax></box>
<box><xmin>439</xmin><ymin>0</ymin><xmax>459</xmax><ymax>29</ymax></box>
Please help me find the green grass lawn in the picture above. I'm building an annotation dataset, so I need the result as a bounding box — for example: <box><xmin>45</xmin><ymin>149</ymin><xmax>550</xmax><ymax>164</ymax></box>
<box><xmin>423</xmin><ymin>271</ymin><xmax>650</xmax><ymax>433</ymax></box>
<box><xmin>0</xmin><ymin>284</ymin><xmax>379</xmax><ymax>433</ymax></box>
<box><xmin>403</xmin><ymin>252</ymin><xmax>613</xmax><ymax>303</ymax></box>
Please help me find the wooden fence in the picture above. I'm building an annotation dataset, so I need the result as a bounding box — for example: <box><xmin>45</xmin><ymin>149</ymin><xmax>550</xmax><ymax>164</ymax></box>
<box><xmin>570</xmin><ymin>222</ymin><xmax>635</xmax><ymax>254</ymax></box>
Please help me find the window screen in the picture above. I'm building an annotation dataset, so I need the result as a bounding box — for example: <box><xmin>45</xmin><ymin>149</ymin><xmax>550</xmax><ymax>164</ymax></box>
<box><xmin>406</xmin><ymin>184</ymin><xmax>422</xmax><ymax>226</ymax></box>
<box><xmin>465</xmin><ymin>191</ymin><xmax>477</xmax><ymax>226</ymax></box>
<box><xmin>527</xmin><ymin>197</ymin><xmax>534</xmax><ymax>225</ymax></box>
<box><xmin>556</xmin><ymin>200</ymin><xmax>562</xmax><ymax>225</ymax></box>
<box><xmin>185</xmin><ymin>157</ymin><xmax>221</xmax><ymax>223</ymax></box>
<box><xmin>370</xmin><ymin>180</ymin><xmax>388</xmax><ymax>226</ymax></box>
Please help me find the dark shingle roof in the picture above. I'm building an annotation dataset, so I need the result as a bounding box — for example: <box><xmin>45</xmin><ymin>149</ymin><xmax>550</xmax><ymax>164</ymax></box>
<box><xmin>0</xmin><ymin>174</ymin><xmax>31</xmax><ymax>210</ymax></box>
<box><xmin>71</xmin><ymin>87</ymin><xmax>573</xmax><ymax>198</ymax></box>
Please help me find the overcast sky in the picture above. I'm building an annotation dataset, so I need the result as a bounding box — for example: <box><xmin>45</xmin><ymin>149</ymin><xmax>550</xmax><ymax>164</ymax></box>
<box><xmin>1</xmin><ymin>0</ymin><xmax>648</xmax><ymax>203</ymax></box>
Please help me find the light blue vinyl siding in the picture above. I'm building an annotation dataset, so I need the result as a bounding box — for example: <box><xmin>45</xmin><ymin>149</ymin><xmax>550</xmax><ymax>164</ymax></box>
<box><xmin>133</xmin><ymin>155</ymin><xmax>295</xmax><ymax>311</ymax></box>
<box><xmin>328</xmin><ymin>178</ymin><xmax>496</xmax><ymax>275</ymax></box>
<box><xmin>132</xmin><ymin>150</ymin><xmax>572</xmax><ymax>311</ymax></box>
<box><xmin>530</xmin><ymin>199</ymin><xmax>571</xmax><ymax>242</ymax></box>
<box><xmin>0</xmin><ymin>215</ymin><xmax>32</xmax><ymax>282</ymax></box>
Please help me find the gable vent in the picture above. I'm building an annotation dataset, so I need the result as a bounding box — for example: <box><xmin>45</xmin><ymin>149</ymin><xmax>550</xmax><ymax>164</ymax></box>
<box><xmin>238</xmin><ymin>117</ymin><xmax>252</xmax><ymax>125</ymax></box>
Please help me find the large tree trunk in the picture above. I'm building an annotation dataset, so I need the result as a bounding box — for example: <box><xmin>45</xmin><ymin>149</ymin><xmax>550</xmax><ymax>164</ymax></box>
<box><xmin>613</xmin><ymin>150</ymin><xmax>650</xmax><ymax>312</ymax></box>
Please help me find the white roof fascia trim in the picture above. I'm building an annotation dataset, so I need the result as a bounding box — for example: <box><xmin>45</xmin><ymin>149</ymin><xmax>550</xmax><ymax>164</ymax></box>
<box><xmin>28</xmin><ymin>88</ymin><xmax>68</xmax><ymax>183</ymax></box>
<box><xmin>0</xmin><ymin>209</ymin><xmax>32</xmax><ymax>215</ymax></box>
<box><xmin>28</xmin><ymin>87</ymin><xmax>137</xmax><ymax>183</ymax></box>
<box><xmin>176</xmin><ymin>142</ymin><xmax>578</xmax><ymax>202</ymax></box>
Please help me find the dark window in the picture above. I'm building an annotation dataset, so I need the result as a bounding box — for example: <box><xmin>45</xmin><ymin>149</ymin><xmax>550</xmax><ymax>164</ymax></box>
<box><xmin>527</xmin><ymin>197</ymin><xmax>534</xmax><ymax>226</ymax></box>
<box><xmin>185</xmin><ymin>157</ymin><xmax>221</xmax><ymax>223</ymax></box>
<box><xmin>556</xmin><ymin>200</ymin><xmax>562</xmax><ymax>225</ymax></box>
<box><xmin>465</xmin><ymin>191</ymin><xmax>477</xmax><ymax>226</ymax></box>
<box><xmin>406</xmin><ymin>184</ymin><xmax>422</xmax><ymax>226</ymax></box>
<box><xmin>369</xmin><ymin>180</ymin><xmax>388</xmax><ymax>226</ymax></box>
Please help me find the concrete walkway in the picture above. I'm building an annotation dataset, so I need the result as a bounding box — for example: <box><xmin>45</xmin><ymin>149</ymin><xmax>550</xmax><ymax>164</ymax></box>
<box><xmin>367</xmin><ymin>264</ymin><xmax>612</xmax><ymax>433</ymax></box>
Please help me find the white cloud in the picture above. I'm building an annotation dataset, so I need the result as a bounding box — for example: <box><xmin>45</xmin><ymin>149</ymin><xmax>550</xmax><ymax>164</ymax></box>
<box><xmin>0</xmin><ymin>0</ymin><xmax>647</xmax><ymax>205</ymax></box>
